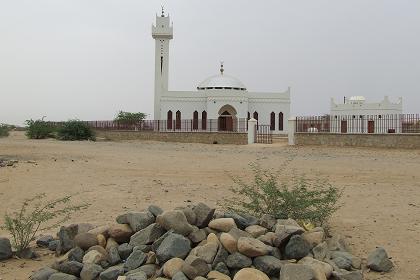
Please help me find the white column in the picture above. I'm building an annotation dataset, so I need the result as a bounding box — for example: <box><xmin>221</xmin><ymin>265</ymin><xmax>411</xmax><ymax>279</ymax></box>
<box><xmin>248</xmin><ymin>118</ymin><xmax>257</xmax><ymax>144</ymax></box>
<box><xmin>288</xmin><ymin>117</ymin><xmax>296</xmax><ymax>145</ymax></box>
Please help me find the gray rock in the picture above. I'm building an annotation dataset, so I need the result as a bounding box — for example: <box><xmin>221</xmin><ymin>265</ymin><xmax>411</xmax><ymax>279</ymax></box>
<box><xmin>80</xmin><ymin>263</ymin><xmax>104</xmax><ymax>280</ymax></box>
<box><xmin>129</xmin><ymin>223</ymin><xmax>166</xmax><ymax>246</ymax></box>
<box><xmin>279</xmin><ymin>264</ymin><xmax>315</xmax><ymax>280</ymax></box>
<box><xmin>57</xmin><ymin>261</ymin><xmax>83</xmax><ymax>276</ymax></box>
<box><xmin>182</xmin><ymin>256</ymin><xmax>210</xmax><ymax>279</ymax></box>
<box><xmin>124</xmin><ymin>250</ymin><xmax>147</xmax><ymax>271</ymax></box>
<box><xmin>212</xmin><ymin>245</ymin><xmax>229</xmax><ymax>268</ymax></box>
<box><xmin>48</xmin><ymin>240</ymin><xmax>60</xmax><ymax>251</ymax></box>
<box><xmin>224</xmin><ymin>211</ymin><xmax>251</xmax><ymax>229</ymax></box>
<box><xmin>68</xmin><ymin>247</ymin><xmax>85</xmax><ymax>263</ymax></box>
<box><xmin>181</xmin><ymin>206</ymin><xmax>197</xmax><ymax>225</ymax></box>
<box><xmin>156</xmin><ymin>210</ymin><xmax>194</xmax><ymax>236</ymax></box>
<box><xmin>126</xmin><ymin>271</ymin><xmax>148</xmax><ymax>280</ymax></box>
<box><xmin>259</xmin><ymin>214</ymin><xmax>277</xmax><ymax>230</ymax></box>
<box><xmin>99</xmin><ymin>264</ymin><xmax>125</xmax><ymax>280</ymax></box>
<box><xmin>367</xmin><ymin>247</ymin><xmax>393</xmax><ymax>272</ymax></box>
<box><xmin>156</xmin><ymin>233</ymin><xmax>191</xmax><ymax>263</ymax></box>
<box><xmin>226</xmin><ymin>252</ymin><xmax>252</xmax><ymax>269</ymax></box>
<box><xmin>270</xmin><ymin>247</ymin><xmax>282</xmax><ymax>259</ymax></box>
<box><xmin>312</xmin><ymin>241</ymin><xmax>329</xmax><ymax>261</ymax></box>
<box><xmin>36</xmin><ymin>235</ymin><xmax>54</xmax><ymax>247</ymax></box>
<box><xmin>188</xmin><ymin>228</ymin><xmax>207</xmax><ymax>243</ymax></box>
<box><xmin>57</xmin><ymin>225</ymin><xmax>78</xmax><ymax>254</ymax></box>
<box><xmin>148</xmin><ymin>205</ymin><xmax>164</xmax><ymax>217</ymax></box>
<box><xmin>172</xmin><ymin>271</ymin><xmax>189</xmax><ymax>280</ymax></box>
<box><xmin>17</xmin><ymin>247</ymin><xmax>39</xmax><ymax>259</ymax></box>
<box><xmin>253</xmin><ymin>255</ymin><xmax>284</xmax><ymax>277</ymax></box>
<box><xmin>193</xmin><ymin>203</ymin><xmax>215</xmax><ymax>228</ymax></box>
<box><xmin>126</xmin><ymin>264</ymin><xmax>158</xmax><ymax>278</ymax></box>
<box><xmin>117</xmin><ymin>243</ymin><xmax>133</xmax><ymax>260</ymax></box>
<box><xmin>151</xmin><ymin>230</ymin><xmax>173</xmax><ymax>252</ymax></box>
<box><xmin>107</xmin><ymin>246</ymin><xmax>121</xmax><ymax>265</ymax></box>
<box><xmin>30</xmin><ymin>267</ymin><xmax>57</xmax><ymax>280</ymax></box>
<box><xmin>133</xmin><ymin>244</ymin><xmax>152</xmax><ymax>253</ymax></box>
<box><xmin>332</xmin><ymin>256</ymin><xmax>352</xmax><ymax>270</ymax></box>
<box><xmin>48</xmin><ymin>273</ymin><xmax>78</xmax><ymax>280</ymax></box>
<box><xmin>0</xmin><ymin>237</ymin><xmax>13</xmax><ymax>260</ymax></box>
<box><xmin>285</xmin><ymin>235</ymin><xmax>311</xmax><ymax>260</ymax></box>
<box><xmin>116</xmin><ymin>211</ymin><xmax>155</xmax><ymax>232</ymax></box>
<box><xmin>214</xmin><ymin>262</ymin><xmax>230</xmax><ymax>276</ymax></box>
<box><xmin>330</xmin><ymin>251</ymin><xmax>361</xmax><ymax>269</ymax></box>
<box><xmin>331</xmin><ymin>270</ymin><xmax>363</xmax><ymax>280</ymax></box>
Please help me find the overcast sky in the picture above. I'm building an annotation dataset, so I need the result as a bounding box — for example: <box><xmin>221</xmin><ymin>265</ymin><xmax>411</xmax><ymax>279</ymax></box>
<box><xmin>0</xmin><ymin>0</ymin><xmax>419</xmax><ymax>125</ymax></box>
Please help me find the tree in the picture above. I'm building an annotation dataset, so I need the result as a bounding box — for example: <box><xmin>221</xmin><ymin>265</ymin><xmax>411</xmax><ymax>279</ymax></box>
<box><xmin>114</xmin><ymin>111</ymin><xmax>147</xmax><ymax>124</ymax></box>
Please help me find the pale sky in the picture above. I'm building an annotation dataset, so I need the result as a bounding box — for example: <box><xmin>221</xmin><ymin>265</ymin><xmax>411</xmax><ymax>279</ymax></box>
<box><xmin>0</xmin><ymin>0</ymin><xmax>419</xmax><ymax>125</ymax></box>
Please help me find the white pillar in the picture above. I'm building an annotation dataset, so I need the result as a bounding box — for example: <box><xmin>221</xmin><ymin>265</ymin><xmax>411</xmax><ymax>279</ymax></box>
<box><xmin>288</xmin><ymin>117</ymin><xmax>296</xmax><ymax>145</ymax></box>
<box><xmin>248</xmin><ymin>118</ymin><xmax>257</xmax><ymax>144</ymax></box>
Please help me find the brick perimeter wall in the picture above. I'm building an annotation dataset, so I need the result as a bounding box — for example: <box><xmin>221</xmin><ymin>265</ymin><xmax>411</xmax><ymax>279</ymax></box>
<box><xmin>295</xmin><ymin>133</ymin><xmax>420</xmax><ymax>149</ymax></box>
<box><xmin>95</xmin><ymin>130</ymin><xmax>248</xmax><ymax>145</ymax></box>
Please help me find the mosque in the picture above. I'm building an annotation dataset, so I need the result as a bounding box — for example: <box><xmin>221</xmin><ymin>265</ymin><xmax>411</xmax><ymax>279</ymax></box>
<box><xmin>151</xmin><ymin>10</ymin><xmax>290</xmax><ymax>133</ymax></box>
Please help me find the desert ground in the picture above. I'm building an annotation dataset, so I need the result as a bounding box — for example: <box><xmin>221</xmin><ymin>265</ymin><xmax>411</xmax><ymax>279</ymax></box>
<box><xmin>0</xmin><ymin>131</ymin><xmax>419</xmax><ymax>279</ymax></box>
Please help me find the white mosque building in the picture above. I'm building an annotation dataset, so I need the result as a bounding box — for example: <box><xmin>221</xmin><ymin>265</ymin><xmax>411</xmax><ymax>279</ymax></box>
<box><xmin>152</xmin><ymin>10</ymin><xmax>290</xmax><ymax>133</ymax></box>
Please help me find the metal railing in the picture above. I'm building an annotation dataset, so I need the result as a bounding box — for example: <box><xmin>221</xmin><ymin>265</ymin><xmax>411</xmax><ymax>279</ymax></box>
<box><xmin>296</xmin><ymin>114</ymin><xmax>420</xmax><ymax>134</ymax></box>
<box><xmin>49</xmin><ymin>118</ymin><xmax>248</xmax><ymax>133</ymax></box>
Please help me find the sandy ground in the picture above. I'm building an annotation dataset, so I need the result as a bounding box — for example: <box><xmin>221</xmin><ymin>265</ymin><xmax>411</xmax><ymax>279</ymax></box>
<box><xmin>0</xmin><ymin>131</ymin><xmax>419</xmax><ymax>279</ymax></box>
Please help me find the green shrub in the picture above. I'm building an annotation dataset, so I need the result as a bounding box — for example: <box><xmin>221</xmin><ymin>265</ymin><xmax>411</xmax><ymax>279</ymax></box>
<box><xmin>1</xmin><ymin>193</ymin><xmax>89</xmax><ymax>255</ymax></box>
<box><xmin>114</xmin><ymin>111</ymin><xmax>147</xmax><ymax>124</ymax></box>
<box><xmin>25</xmin><ymin>119</ymin><xmax>55</xmax><ymax>139</ymax></box>
<box><xmin>0</xmin><ymin>124</ymin><xmax>11</xmax><ymax>137</ymax></box>
<box><xmin>223</xmin><ymin>163</ymin><xmax>342</xmax><ymax>226</ymax></box>
<box><xmin>57</xmin><ymin>120</ymin><xmax>95</xmax><ymax>141</ymax></box>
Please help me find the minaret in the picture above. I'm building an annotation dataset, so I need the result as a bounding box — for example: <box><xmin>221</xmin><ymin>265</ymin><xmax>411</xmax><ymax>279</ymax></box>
<box><xmin>152</xmin><ymin>7</ymin><xmax>173</xmax><ymax>120</ymax></box>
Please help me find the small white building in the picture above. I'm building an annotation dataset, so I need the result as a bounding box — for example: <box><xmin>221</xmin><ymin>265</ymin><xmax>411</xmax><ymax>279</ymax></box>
<box><xmin>152</xmin><ymin>10</ymin><xmax>290</xmax><ymax>133</ymax></box>
<box><xmin>330</xmin><ymin>96</ymin><xmax>403</xmax><ymax>133</ymax></box>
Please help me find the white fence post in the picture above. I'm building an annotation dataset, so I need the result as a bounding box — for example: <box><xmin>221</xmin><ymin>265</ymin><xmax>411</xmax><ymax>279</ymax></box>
<box><xmin>248</xmin><ymin>118</ymin><xmax>257</xmax><ymax>144</ymax></box>
<box><xmin>288</xmin><ymin>117</ymin><xmax>296</xmax><ymax>145</ymax></box>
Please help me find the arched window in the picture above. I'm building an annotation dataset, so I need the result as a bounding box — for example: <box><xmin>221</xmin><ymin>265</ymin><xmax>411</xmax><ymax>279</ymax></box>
<box><xmin>279</xmin><ymin>112</ymin><xmax>284</xmax><ymax>131</ymax></box>
<box><xmin>270</xmin><ymin>112</ymin><xmax>275</xmax><ymax>131</ymax></box>
<box><xmin>167</xmin><ymin>110</ymin><xmax>173</xmax><ymax>130</ymax></box>
<box><xmin>253</xmin><ymin>111</ymin><xmax>258</xmax><ymax>120</ymax></box>
<box><xmin>193</xmin><ymin>111</ymin><xmax>198</xmax><ymax>130</ymax></box>
<box><xmin>176</xmin><ymin>111</ymin><xmax>181</xmax><ymax>129</ymax></box>
<box><xmin>247</xmin><ymin>112</ymin><xmax>250</xmax><ymax>120</ymax></box>
<box><xmin>202</xmin><ymin>111</ymin><xmax>207</xmax><ymax>130</ymax></box>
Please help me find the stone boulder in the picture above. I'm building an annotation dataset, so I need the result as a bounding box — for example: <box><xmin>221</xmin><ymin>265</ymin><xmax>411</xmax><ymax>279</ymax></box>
<box><xmin>237</xmin><ymin>237</ymin><xmax>270</xmax><ymax>257</ymax></box>
<box><xmin>74</xmin><ymin>232</ymin><xmax>98</xmax><ymax>250</ymax></box>
<box><xmin>226</xmin><ymin>252</ymin><xmax>252</xmax><ymax>269</ymax></box>
<box><xmin>280</xmin><ymin>263</ymin><xmax>315</xmax><ymax>280</ymax></box>
<box><xmin>208</xmin><ymin>218</ymin><xmax>237</xmax><ymax>232</ymax></box>
<box><xmin>253</xmin><ymin>255</ymin><xmax>284</xmax><ymax>277</ymax></box>
<box><xmin>49</xmin><ymin>273</ymin><xmax>78</xmax><ymax>280</ymax></box>
<box><xmin>124</xmin><ymin>250</ymin><xmax>147</xmax><ymax>271</ymax></box>
<box><xmin>284</xmin><ymin>235</ymin><xmax>311</xmax><ymax>260</ymax></box>
<box><xmin>181</xmin><ymin>256</ymin><xmax>210</xmax><ymax>279</ymax></box>
<box><xmin>367</xmin><ymin>247</ymin><xmax>393</xmax><ymax>272</ymax></box>
<box><xmin>156</xmin><ymin>210</ymin><xmax>194</xmax><ymax>236</ymax></box>
<box><xmin>30</xmin><ymin>267</ymin><xmax>58</xmax><ymax>280</ymax></box>
<box><xmin>163</xmin><ymin>257</ymin><xmax>185</xmax><ymax>278</ymax></box>
<box><xmin>116</xmin><ymin>211</ymin><xmax>155</xmax><ymax>232</ymax></box>
<box><xmin>99</xmin><ymin>264</ymin><xmax>125</xmax><ymax>280</ymax></box>
<box><xmin>156</xmin><ymin>233</ymin><xmax>191</xmax><ymax>263</ymax></box>
<box><xmin>129</xmin><ymin>223</ymin><xmax>165</xmax><ymax>247</ymax></box>
<box><xmin>233</xmin><ymin>268</ymin><xmax>270</xmax><ymax>280</ymax></box>
<box><xmin>108</xmin><ymin>224</ymin><xmax>134</xmax><ymax>243</ymax></box>
<box><xmin>80</xmin><ymin>263</ymin><xmax>104</xmax><ymax>280</ymax></box>
<box><xmin>220</xmin><ymin>233</ymin><xmax>237</xmax><ymax>254</ymax></box>
<box><xmin>245</xmin><ymin>225</ymin><xmax>268</xmax><ymax>238</ymax></box>
<box><xmin>193</xmin><ymin>203</ymin><xmax>215</xmax><ymax>228</ymax></box>
<box><xmin>36</xmin><ymin>235</ymin><xmax>54</xmax><ymax>248</ymax></box>
<box><xmin>298</xmin><ymin>256</ymin><xmax>333</xmax><ymax>280</ymax></box>
<box><xmin>0</xmin><ymin>237</ymin><xmax>13</xmax><ymax>260</ymax></box>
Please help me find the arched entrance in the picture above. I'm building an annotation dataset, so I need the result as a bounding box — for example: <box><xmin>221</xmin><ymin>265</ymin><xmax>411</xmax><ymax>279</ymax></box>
<box><xmin>218</xmin><ymin>105</ymin><xmax>237</xmax><ymax>131</ymax></box>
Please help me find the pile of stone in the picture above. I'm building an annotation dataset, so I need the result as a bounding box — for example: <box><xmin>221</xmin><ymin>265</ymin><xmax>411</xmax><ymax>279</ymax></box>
<box><xmin>0</xmin><ymin>158</ymin><xmax>18</xmax><ymax>168</ymax></box>
<box><xmin>18</xmin><ymin>202</ymin><xmax>393</xmax><ymax>280</ymax></box>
